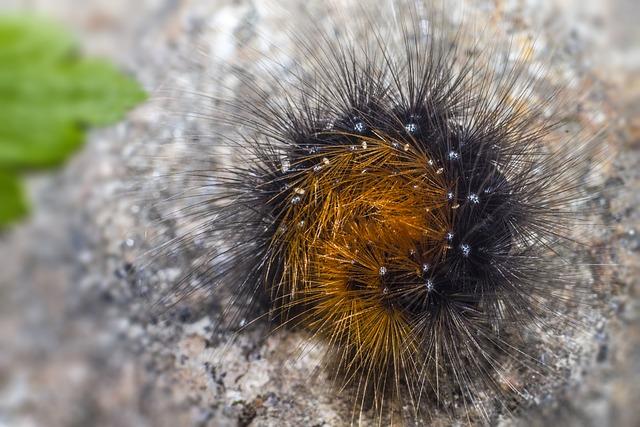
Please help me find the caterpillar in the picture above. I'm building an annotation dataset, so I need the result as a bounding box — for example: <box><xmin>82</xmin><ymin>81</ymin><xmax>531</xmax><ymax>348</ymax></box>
<box><xmin>141</xmin><ymin>0</ymin><xmax>605</xmax><ymax>425</ymax></box>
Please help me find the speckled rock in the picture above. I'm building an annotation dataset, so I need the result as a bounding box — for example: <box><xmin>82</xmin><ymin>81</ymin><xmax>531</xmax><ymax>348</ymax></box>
<box><xmin>0</xmin><ymin>0</ymin><xmax>638</xmax><ymax>426</ymax></box>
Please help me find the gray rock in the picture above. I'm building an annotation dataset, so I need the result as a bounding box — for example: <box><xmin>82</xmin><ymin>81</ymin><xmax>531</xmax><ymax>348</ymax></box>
<box><xmin>0</xmin><ymin>0</ymin><xmax>638</xmax><ymax>426</ymax></box>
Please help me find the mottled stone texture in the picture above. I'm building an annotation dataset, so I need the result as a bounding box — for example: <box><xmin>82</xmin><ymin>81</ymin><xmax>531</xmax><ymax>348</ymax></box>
<box><xmin>0</xmin><ymin>0</ymin><xmax>638</xmax><ymax>426</ymax></box>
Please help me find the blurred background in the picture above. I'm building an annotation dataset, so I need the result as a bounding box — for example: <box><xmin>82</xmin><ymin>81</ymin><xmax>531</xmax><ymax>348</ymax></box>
<box><xmin>0</xmin><ymin>0</ymin><xmax>638</xmax><ymax>426</ymax></box>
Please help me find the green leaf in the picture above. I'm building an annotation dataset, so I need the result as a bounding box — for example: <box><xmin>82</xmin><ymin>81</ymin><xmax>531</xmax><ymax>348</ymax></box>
<box><xmin>0</xmin><ymin>15</ymin><xmax>147</xmax><ymax>226</ymax></box>
<box><xmin>0</xmin><ymin>15</ymin><xmax>75</xmax><ymax>66</ymax></box>
<box><xmin>0</xmin><ymin>27</ymin><xmax>147</xmax><ymax>169</ymax></box>
<box><xmin>0</xmin><ymin>59</ymin><xmax>146</xmax><ymax>168</ymax></box>
<box><xmin>0</xmin><ymin>171</ymin><xmax>28</xmax><ymax>227</ymax></box>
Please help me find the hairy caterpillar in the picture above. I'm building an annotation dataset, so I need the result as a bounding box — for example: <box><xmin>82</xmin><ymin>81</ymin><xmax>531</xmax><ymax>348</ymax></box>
<box><xmin>141</xmin><ymin>0</ymin><xmax>605</xmax><ymax>424</ymax></box>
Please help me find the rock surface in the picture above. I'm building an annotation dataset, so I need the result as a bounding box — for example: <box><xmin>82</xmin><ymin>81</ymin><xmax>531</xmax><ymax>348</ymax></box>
<box><xmin>0</xmin><ymin>0</ymin><xmax>638</xmax><ymax>426</ymax></box>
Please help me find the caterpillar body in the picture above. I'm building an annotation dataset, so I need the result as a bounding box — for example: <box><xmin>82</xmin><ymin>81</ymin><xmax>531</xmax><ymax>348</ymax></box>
<box><xmin>144</xmin><ymin>0</ymin><xmax>603</xmax><ymax>425</ymax></box>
